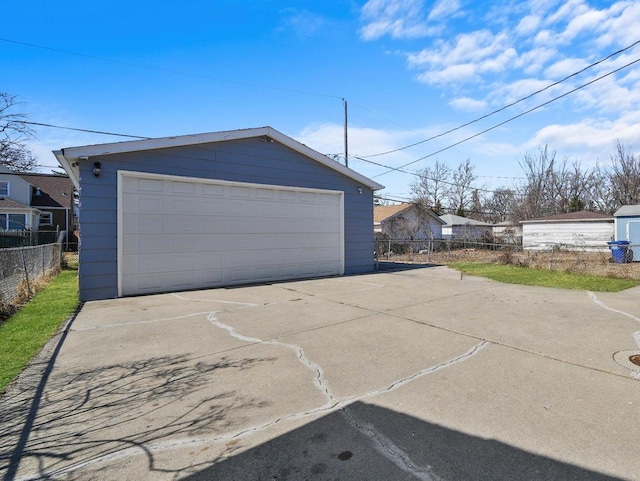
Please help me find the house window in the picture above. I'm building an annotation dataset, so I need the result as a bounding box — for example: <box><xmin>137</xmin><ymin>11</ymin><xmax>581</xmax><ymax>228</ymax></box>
<box><xmin>0</xmin><ymin>213</ymin><xmax>27</xmax><ymax>230</ymax></box>
<box><xmin>40</xmin><ymin>212</ymin><xmax>53</xmax><ymax>225</ymax></box>
<box><xmin>0</xmin><ymin>181</ymin><xmax>8</xmax><ymax>197</ymax></box>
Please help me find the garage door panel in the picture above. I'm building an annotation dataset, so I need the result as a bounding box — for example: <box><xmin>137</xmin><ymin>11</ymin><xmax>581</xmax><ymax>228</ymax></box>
<box><xmin>120</xmin><ymin>173</ymin><xmax>343</xmax><ymax>296</ymax></box>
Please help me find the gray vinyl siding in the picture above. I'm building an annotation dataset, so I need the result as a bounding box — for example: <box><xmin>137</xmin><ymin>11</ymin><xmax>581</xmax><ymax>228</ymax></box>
<box><xmin>78</xmin><ymin>137</ymin><xmax>375</xmax><ymax>301</ymax></box>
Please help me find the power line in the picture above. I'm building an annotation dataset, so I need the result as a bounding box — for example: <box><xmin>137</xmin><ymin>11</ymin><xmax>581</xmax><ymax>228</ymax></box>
<box><xmin>362</xmin><ymin>39</ymin><xmax>640</xmax><ymax>159</ymax></box>
<box><xmin>370</xmin><ymin>55</ymin><xmax>640</xmax><ymax>178</ymax></box>
<box><xmin>19</xmin><ymin>120</ymin><xmax>149</xmax><ymax>139</ymax></box>
<box><xmin>0</xmin><ymin>37</ymin><xmax>343</xmax><ymax>100</ymax></box>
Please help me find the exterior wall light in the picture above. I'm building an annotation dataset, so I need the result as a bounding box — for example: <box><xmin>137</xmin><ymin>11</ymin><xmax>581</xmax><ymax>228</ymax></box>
<box><xmin>93</xmin><ymin>162</ymin><xmax>102</xmax><ymax>177</ymax></box>
<box><xmin>357</xmin><ymin>187</ymin><xmax>363</xmax><ymax>194</ymax></box>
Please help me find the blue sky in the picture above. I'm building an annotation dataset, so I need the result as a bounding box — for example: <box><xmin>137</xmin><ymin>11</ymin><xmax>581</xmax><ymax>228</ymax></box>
<box><xmin>2</xmin><ymin>0</ymin><xmax>640</xmax><ymax>200</ymax></box>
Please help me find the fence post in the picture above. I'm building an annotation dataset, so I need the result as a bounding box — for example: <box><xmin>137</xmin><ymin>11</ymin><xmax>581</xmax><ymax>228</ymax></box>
<box><xmin>20</xmin><ymin>248</ymin><xmax>33</xmax><ymax>296</ymax></box>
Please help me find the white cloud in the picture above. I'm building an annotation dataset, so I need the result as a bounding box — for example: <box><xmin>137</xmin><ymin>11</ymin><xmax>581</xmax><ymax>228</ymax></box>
<box><xmin>530</xmin><ymin>113</ymin><xmax>640</xmax><ymax>152</ymax></box>
<box><xmin>545</xmin><ymin>57</ymin><xmax>590</xmax><ymax>78</ymax></box>
<box><xmin>359</xmin><ymin>0</ymin><xmax>434</xmax><ymax>40</ymax></box>
<box><xmin>409</xmin><ymin>30</ymin><xmax>515</xmax><ymax>85</ymax></box>
<box><xmin>515</xmin><ymin>15</ymin><xmax>541</xmax><ymax>36</ymax></box>
<box><xmin>417</xmin><ymin>63</ymin><xmax>479</xmax><ymax>84</ymax></box>
<box><xmin>595</xmin><ymin>1</ymin><xmax>640</xmax><ymax>48</ymax></box>
<box><xmin>490</xmin><ymin>78</ymin><xmax>557</xmax><ymax>104</ymax></box>
<box><xmin>449</xmin><ymin>97</ymin><xmax>488</xmax><ymax>112</ymax></box>
<box><xmin>517</xmin><ymin>46</ymin><xmax>558</xmax><ymax>75</ymax></box>
<box><xmin>427</xmin><ymin>0</ymin><xmax>461</xmax><ymax>21</ymax></box>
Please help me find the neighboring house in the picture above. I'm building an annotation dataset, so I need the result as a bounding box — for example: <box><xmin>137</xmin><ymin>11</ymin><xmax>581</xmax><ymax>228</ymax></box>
<box><xmin>374</xmin><ymin>203</ymin><xmax>444</xmax><ymax>240</ymax></box>
<box><xmin>492</xmin><ymin>221</ymin><xmax>522</xmax><ymax>244</ymax></box>
<box><xmin>521</xmin><ymin>210</ymin><xmax>614</xmax><ymax>252</ymax></box>
<box><xmin>439</xmin><ymin>214</ymin><xmax>493</xmax><ymax>240</ymax></box>
<box><xmin>0</xmin><ymin>165</ymin><xmax>75</xmax><ymax>248</ymax></box>
<box><xmin>20</xmin><ymin>173</ymin><xmax>76</xmax><ymax>249</ymax></box>
<box><xmin>0</xmin><ymin>165</ymin><xmax>41</xmax><ymax>231</ymax></box>
<box><xmin>613</xmin><ymin>205</ymin><xmax>640</xmax><ymax>261</ymax></box>
<box><xmin>55</xmin><ymin>126</ymin><xmax>384</xmax><ymax>301</ymax></box>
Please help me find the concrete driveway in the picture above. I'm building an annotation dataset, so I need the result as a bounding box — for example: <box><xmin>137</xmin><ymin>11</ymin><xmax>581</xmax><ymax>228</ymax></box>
<box><xmin>2</xmin><ymin>264</ymin><xmax>640</xmax><ymax>480</ymax></box>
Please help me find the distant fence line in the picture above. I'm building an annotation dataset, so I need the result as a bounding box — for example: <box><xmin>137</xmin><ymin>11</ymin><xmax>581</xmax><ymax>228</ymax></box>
<box><xmin>0</xmin><ymin>243</ymin><xmax>62</xmax><ymax>308</ymax></box>
<box><xmin>374</xmin><ymin>238</ymin><xmax>639</xmax><ymax>265</ymax></box>
<box><xmin>0</xmin><ymin>230</ymin><xmax>63</xmax><ymax>249</ymax></box>
<box><xmin>375</xmin><ymin>238</ymin><xmax>523</xmax><ymax>259</ymax></box>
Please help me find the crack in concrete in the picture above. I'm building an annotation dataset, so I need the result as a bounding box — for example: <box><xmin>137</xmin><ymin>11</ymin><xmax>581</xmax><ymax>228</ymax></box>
<box><xmin>588</xmin><ymin>291</ymin><xmax>640</xmax><ymax>349</ymax></box>
<box><xmin>207</xmin><ymin>312</ymin><xmax>338</xmax><ymax>405</ymax></box>
<box><xmin>347</xmin><ymin>341</ymin><xmax>489</xmax><ymax>403</ymax></box>
<box><xmin>341</xmin><ymin>407</ymin><xmax>441</xmax><ymax>481</ymax></box>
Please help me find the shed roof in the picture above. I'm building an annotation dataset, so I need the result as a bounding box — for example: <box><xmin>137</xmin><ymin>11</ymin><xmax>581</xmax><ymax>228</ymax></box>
<box><xmin>521</xmin><ymin>210</ymin><xmax>613</xmax><ymax>224</ymax></box>
<box><xmin>374</xmin><ymin>204</ymin><xmax>445</xmax><ymax>225</ymax></box>
<box><xmin>439</xmin><ymin>213</ymin><xmax>492</xmax><ymax>227</ymax></box>
<box><xmin>614</xmin><ymin>205</ymin><xmax>640</xmax><ymax>217</ymax></box>
<box><xmin>54</xmin><ymin>126</ymin><xmax>384</xmax><ymax>191</ymax></box>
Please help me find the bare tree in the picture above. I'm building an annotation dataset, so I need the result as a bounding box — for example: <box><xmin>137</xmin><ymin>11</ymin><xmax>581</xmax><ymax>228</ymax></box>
<box><xmin>551</xmin><ymin>159</ymin><xmax>598</xmax><ymax>213</ymax></box>
<box><xmin>410</xmin><ymin>160</ymin><xmax>451</xmax><ymax>215</ymax></box>
<box><xmin>513</xmin><ymin>145</ymin><xmax>558</xmax><ymax>221</ymax></box>
<box><xmin>448</xmin><ymin>159</ymin><xmax>476</xmax><ymax>216</ymax></box>
<box><xmin>589</xmin><ymin>162</ymin><xmax>618</xmax><ymax>213</ymax></box>
<box><xmin>484</xmin><ymin>188</ymin><xmax>515</xmax><ymax>223</ymax></box>
<box><xmin>0</xmin><ymin>92</ymin><xmax>39</xmax><ymax>171</ymax></box>
<box><xmin>608</xmin><ymin>140</ymin><xmax>640</xmax><ymax>208</ymax></box>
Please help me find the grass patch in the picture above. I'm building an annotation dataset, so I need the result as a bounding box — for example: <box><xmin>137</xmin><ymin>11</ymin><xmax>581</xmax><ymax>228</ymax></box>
<box><xmin>0</xmin><ymin>268</ymin><xmax>79</xmax><ymax>394</ymax></box>
<box><xmin>449</xmin><ymin>262</ymin><xmax>640</xmax><ymax>292</ymax></box>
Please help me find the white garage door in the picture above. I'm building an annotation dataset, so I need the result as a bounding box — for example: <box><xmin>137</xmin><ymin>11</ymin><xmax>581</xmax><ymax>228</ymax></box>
<box><xmin>118</xmin><ymin>171</ymin><xmax>344</xmax><ymax>296</ymax></box>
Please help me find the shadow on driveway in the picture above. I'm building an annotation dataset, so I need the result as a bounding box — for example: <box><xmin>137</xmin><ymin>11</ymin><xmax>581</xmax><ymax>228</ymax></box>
<box><xmin>184</xmin><ymin>401</ymin><xmax>622</xmax><ymax>481</ymax></box>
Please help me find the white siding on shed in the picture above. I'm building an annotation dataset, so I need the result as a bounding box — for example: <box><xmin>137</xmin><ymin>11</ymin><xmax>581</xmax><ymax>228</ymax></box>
<box><xmin>522</xmin><ymin>221</ymin><xmax>614</xmax><ymax>251</ymax></box>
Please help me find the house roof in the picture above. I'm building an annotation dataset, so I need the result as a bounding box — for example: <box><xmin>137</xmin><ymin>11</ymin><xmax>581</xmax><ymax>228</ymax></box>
<box><xmin>614</xmin><ymin>205</ymin><xmax>640</xmax><ymax>217</ymax></box>
<box><xmin>439</xmin><ymin>214</ymin><xmax>492</xmax><ymax>227</ymax></box>
<box><xmin>374</xmin><ymin>204</ymin><xmax>445</xmax><ymax>225</ymax></box>
<box><xmin>19</xmin><ymin>173</ymin><xmax>73</xmax><ymax>208</ymax></box>
<box><xmin>54</xmin><ymin>126</ymin><xmax>384</xmax><ymax>191</ymax></box>
<box><xmin>521</xmin><ymin>210</ymin><xmax>613</xmax><ymax>224</ymax></box>
<box><xmin>0</xmin><ymin>198</ymin><xmax>40</xmax><ymax>212</ymax></box>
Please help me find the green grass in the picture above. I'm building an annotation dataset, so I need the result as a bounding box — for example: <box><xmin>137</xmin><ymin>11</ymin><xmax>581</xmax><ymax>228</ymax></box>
<box><xmin>450</xmin><ymin>262</ymin><xmax>640</xmax><ymax>292</ymax></box>
<box><xmin>0</xmin><ymin>268</ymin><xmax>79</xmax><ymax>393</ymax></box>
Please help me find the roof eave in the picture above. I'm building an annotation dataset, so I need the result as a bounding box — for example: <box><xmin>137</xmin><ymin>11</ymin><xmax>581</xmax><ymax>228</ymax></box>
<box><xmin>53</xmin><ymin>127</ymin><xmax>384</xmax><ymax>191</ymax></box>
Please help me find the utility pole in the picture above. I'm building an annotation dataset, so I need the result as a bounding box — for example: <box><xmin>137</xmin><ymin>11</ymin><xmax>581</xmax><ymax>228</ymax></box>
<box><xmin>343</xmin><ymin>98</ymin><xmax>348</xmax><ymax>168</ymax></box>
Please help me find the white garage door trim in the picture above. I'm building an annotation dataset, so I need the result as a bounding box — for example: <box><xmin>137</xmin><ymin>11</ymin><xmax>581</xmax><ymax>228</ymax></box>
<box><xmin>117</xmin><ymin>171</ymin><xmax>344</xmax><ymax>297</ymax></box>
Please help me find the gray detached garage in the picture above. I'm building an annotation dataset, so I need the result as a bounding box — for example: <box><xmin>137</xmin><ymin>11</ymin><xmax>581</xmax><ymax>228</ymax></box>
<box><xmin>55</xmin><ymin>127</ymin><xmax>383</xmax><ymax>301</ymax></box>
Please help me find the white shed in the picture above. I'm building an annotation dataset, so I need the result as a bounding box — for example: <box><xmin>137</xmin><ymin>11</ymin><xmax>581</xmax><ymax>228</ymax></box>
<box><xmin>439</xmin><ymin>214</ymin><xmax>492</xmax><ymax>240</ymax></box>
<box><xmin>521</xmin><ymin>211</ymin><xmax>614</xmax><ymax>252</ymax></box>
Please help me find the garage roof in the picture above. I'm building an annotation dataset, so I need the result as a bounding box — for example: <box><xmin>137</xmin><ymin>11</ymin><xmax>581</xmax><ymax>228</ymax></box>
<box><xmin>520</xmin><ymin>210</ymin><xmax>613</xmax><ymax>223</ymax></box>
<box><xmin>54</xmin><ymin>126</ymin><xmax>384</xmax><ymax>191</ymax></box>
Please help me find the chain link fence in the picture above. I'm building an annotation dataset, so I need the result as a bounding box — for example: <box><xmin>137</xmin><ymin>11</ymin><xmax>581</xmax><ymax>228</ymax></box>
<box><xmin>375</xmin><ymin>238</ymin><xmax>523</xmax><ymax>261</ymax></box>
<box><xmin>0</xmin><ymin>243</ymin><xmax>62</xmax><ymax>309</ymax></box>
<box><xmin>374</xmin><ymin>238</ymin><xmax>640</xmax><ymax>279</ymax></box>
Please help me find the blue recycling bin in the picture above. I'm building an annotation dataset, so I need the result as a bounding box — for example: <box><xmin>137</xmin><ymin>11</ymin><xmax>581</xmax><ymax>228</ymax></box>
<box><xmin>608</xmin><ymin>240</ymin><xmax>631</xmax><ymax>263</ymax></box>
